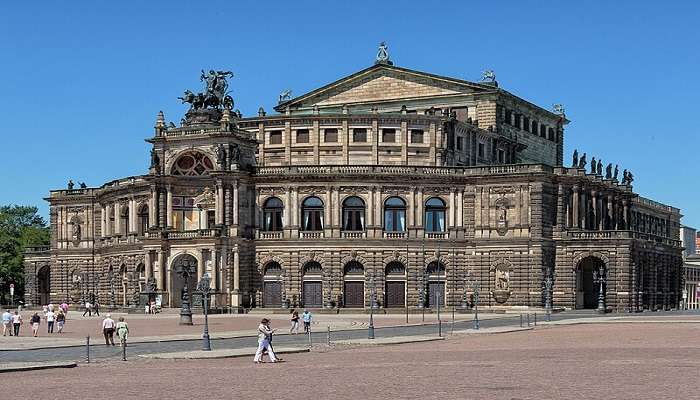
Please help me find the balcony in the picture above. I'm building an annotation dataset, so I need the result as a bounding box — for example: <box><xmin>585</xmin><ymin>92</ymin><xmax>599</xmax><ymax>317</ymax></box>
<box><xmin>300</xmin><ymin>231</ymin><xmax>323</xmax><ymax>239</ymax></box>
<box><xmin>341</xmin><ymin>231</ymin><xmax>366</xmax><ymax>239</ymax></box>
<box><xmin>144</xmin><ymin>228</ymin><xmax>221</xmax><ymax>240</ymax></box>
<box><xmin>425</xmin><ymin>232</ymin><xmax>447</xmax><ymax>239</ymax></box>
<box><xmin>383</xmin><ymin>231</ymin><xmax>407</xmax><ymax>239</ymax></box>
<box><xmin>565</xmin><ymin>230</ymin><xmax>682</xmax><ymax>247</ymax></box>
<box><xmin>258</xmin><ymin>231</ymin><xmax>283</xmax><ymax>239</ymax></box>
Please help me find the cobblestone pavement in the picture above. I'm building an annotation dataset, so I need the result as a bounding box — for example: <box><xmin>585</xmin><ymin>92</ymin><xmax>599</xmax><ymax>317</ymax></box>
<box><xmin>3</xmin><ymin>322</ymin><xmax>699</xmax><ymax>399</ymax></box>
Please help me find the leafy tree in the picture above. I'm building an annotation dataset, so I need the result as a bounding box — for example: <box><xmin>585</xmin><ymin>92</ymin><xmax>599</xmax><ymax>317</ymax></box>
<box><xmin>0</xmin><ymin>205</ymin><xmax>50</xmax><ymax>302</ymax></box>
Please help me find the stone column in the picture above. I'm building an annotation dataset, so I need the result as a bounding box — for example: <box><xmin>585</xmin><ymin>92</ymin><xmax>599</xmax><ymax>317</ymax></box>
<box><xmin>622</xmin><ymin>200</ymin><xmax>629</xmax><ymax>230</ymax></box>
<box><xmin>607</xmin><ymin>194</ymin><xmax>614</xmax><ymax>230</ymax></box>
<box><xmin>157</xmin><ymin>250</ymin><xmax>165</xmax><ymax>291</ymax></box>
<box><xmin>449</xmin><ymin>188</ymin><xmax>456</xmax><ymax>229</ymax></box>
<box><xmin>232</xmin><ymin>182</ymin><xmax>239</xmax><ymax>226</ymax></box>
<box><xmin>113</xmin><ymin>203</ymin><xmax>120</xmax><ymax>235</ymax></box>
<box><xmin>417</xmin><ymin>188</ymin><xmax>424</xmax><ymax>226</ymax></box>
<box><xmin>144</xmin><ymin>251</ymin><xmax>152</xmax><ymax>282</ymax></box>
<box><xmin>100</xmin><ymin>204</ymin><xmax>106</xmax><ymax>237</ymax></box>
<box><xmin>408</xmin><ymin>187</ymin><xmax>415</xmax><ymax>228</ymax></box>
<box><xmin>292</xmin><ymin>188</ymin><xmax>299</xmax><ymax>227</ymax></box>
<box><xmin>572</xmin><ymin>186</ymin><xmax>580</xmax><ymax>229</ymax></box>
<box><xmin>556</xmin><ymin>184</ymin><xmax>566</xmax><ymax>231</ymax></box>
<box><xmin>457</xmin><ymin>189</ymin><xmax>463</xmax><ymax>228</ymax></box>
<box><xmin>367</xmin><ymin>187</ymin><xmax>374</xmax><ymax>228</ymax></box>
<box><xmin>591</xmin><ymin>190</ymin><xmax>598</xmax><ymax>231</ymax></box>
<box><xmin>149</xmin><ymin>187</ymin><xmax>157</xmax><ymax>228</ymax></box>
<box><xmin>166</xmin><ymin>187</ymin><xmax>173</xmax><ymax>229</ymax></box>
<box><xmin>231</xmin><ymin>249</ymin><xmax>241</xmax><ymax>307</ymax></box>
<box><xmin>216</xmin><ymin>181</ymin><xmax>224</xmax><ymax>226</ymax></box>
<box><xmin>129</xmin><ymin>198</ymin><xmax>136</xmax><ymax>234</ymax></box>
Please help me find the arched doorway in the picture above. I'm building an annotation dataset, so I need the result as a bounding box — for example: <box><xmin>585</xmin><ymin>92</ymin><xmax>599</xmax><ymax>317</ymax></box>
<box><xmin>170</xmin><ymin>254</ymin><xmax>198</xmax><ymax>308</ymax></box>
<box><xmin>302</xmin><ymin>262</ymin><xmax>323</xmax><ymax>308</ymax></box>
<box><xmin>37</xmin><ymin>265</ymin><xmax>51</xmax><ymax>305</ymax></box>
<box><xmin>385</xmin><ymin>261</ymin><xmax>406</xmax><ymax>308</ymax></box>
<box><xmin>426</xmin><ymin>261</ymin><xmax>446</xmax><ymax>308</ymax></box>
<box><xmin>343</xmin><ymin>261</ymin><xmax>365</xmax><ymax>308</ymax></box>
<box><xmin>576</xmin><ymin>256</ymin><xmax>606</xmax><ymax>309</ymax></box>
<box><xmin>263</xmin><ymin>262</ymin><xmax>282</xmax><ymax>307</ymax></box>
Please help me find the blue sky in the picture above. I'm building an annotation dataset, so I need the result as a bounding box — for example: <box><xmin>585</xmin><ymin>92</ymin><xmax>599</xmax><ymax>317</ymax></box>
<box><xmin>1</xmin><ymin>1</ymin><xmax>699</xmax><ymax>228</ymax></box>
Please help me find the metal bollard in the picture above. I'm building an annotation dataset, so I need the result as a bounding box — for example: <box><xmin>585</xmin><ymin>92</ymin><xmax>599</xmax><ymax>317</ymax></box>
<box><xmin>534</xmin><ymin>313</ymin><xmax>537</xmax><ymax>326</ymax></box>
<box><xmin>86</xmin><ymin>336</ymin><xmax>90</xmax><ymax>363</ymax></box>
<box><xmin>520</xmin><ymin>314</ymin><xmax>523</xmax><ymax>328</ymax></box>
<box><xmin>307</xmin><ymin>328</ymin><xmax>312</xmax><ymax>348</ymax></box>
<box><xmin>122</xmin><ymin>340</ymin><xmax>127</xmax><ymax>361</ymax></box>
<box><xmin>526</xmin><ymin>313</ymin><xmax>531</xmax><ymax>327</ymax></box>
<box><xmin>327</xmin><ymin>325</ymin><xmax>331</xmax><ymax>346</ymax></box>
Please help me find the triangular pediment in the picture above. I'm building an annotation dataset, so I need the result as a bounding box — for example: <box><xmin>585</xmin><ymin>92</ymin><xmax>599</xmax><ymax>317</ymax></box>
<box><xmin>276</xmin><ymin>64</ymin><xmax>493</xmax><ymax>111</ymax></box>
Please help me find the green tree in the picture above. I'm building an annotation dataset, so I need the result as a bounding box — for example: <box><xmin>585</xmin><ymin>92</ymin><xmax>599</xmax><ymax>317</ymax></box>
<box><xmin>0</xmin><ymin>205</ymin><xmax>50</xmax><ymax>301</ymax></box>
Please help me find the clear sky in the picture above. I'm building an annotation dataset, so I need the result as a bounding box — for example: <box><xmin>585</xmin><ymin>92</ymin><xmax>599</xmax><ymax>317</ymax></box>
<box><xmin>1</xmin><ymin>1</ymin><xmax>699</xmax><ymax>228</ymax></box>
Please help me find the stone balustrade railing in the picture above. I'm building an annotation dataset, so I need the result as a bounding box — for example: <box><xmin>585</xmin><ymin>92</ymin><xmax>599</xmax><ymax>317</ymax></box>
<box><xmin>341</xmin><ymin>231</ymin><xmax>366</xmax><ymax>239</ymax></box>
<box><xmin>258</xmin><ymin>231</ymin><xmax>283</xmax><ymax>239</ymax></box>
<box><xmin>300</xmin><ymin>231</ymin><xmax>323</xmax><ymax>239</ymax></box>
<box><xmin>256</xmin><ymin>164</ymin><xmax>550</xmax><ymax>177</ymax></box>
<box><xmin>565</xmin><ymin>230</ymin><xmax>682</xmax><ymax>247</ymax></box>
<box><xmin>425</xmin><ymin>232</ymin><xmax>447</xmax><ymax>239</ymax></box>
<box><xmin>384</xmin><ymin>232</ymin><xmax>407</xmax><ymax>239</ymax></box>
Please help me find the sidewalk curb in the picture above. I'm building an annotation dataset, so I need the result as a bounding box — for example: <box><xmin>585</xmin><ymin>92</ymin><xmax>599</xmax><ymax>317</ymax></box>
<box><xmin>334</xmin><ymin>336</ymin><xmax>445</xmax><ymax>346</ymax></box>
<box><xmin>0</xmin><ymin>362</ymin><xmax>77</xmax><ymax>373</ymax></box>
<box><xmin>452</xmin><ymin>326</ymin><xmax>534</xmax><ymax>335</ymax></box>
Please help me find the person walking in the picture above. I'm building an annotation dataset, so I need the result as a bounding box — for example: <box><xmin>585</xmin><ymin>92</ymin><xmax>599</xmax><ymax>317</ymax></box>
<box><xmin>60</xmin><ymin>302</ymin><xmax>68</xmax><ymax>316</ymax></box>
<box><xmin>30</xmin><ymin>312</ymin><xmax>41</xmax><ymax>337</ymax></box>
<box><xmin>101</xmin><ymin>313</ymin><xmax>116</xmax><ymax>346</ymax></box>
<box><xmin>289</xmin><ymin>309</ymin><xmax>300</xmax><ymax>334</ymax></box>
<box><xmin>302</xmin><ymin>309</ymin><xmax>313</xmax><ymax>334</ymax></box>
<box><xmin>82</xmin><ymin>301</ymin><xmax>92</xmax><ymax>317</ymax></box>
<box><xmin>2</xmin><ymin>309</ymin><xmax>12</xmax><ymax>336</ymax></box>
<box><xmin>253</xmin><ymin>318</ymin><xmax>278</xmax><ymax>364</ymax></box>
<box><xmin>93</xmin><ymin>301</ymin><xmax>100</xmax><ymax>316</ymax></box>
<box><xmin>46</xmin><ymin>308</ymin><xmax>55</xmax><ymax>334</ymax></box>
<box><xmin>116</xmin><ymin>316</ymin><xmax>129</xmax><ymax>347</ymax></box>
<box><xmin>56</xmin><ymin>310</ymin><xmax>66</xmax><ymax>334</ymax></box>
<box><xmin>11</xmin><ymin>311</ymin><xmax>22</xmax><ymax>336</ymax></box>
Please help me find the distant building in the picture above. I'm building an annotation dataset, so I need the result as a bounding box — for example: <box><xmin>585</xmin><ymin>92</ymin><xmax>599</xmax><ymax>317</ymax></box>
<box><xmin>681</xmin><ymin>225</ymin><xmax>697</xmax><ymax>257</ymax></box>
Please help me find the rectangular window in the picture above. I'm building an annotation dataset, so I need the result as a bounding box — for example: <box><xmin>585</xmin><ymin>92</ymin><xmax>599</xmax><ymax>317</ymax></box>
<box><xmin>410</xmin><ymin>129</ymin><xmax>424</xmax><ymax>144</ymax></box>
<box><xmin>498</xmin><ymin>149</ymin><xmax>505</xmax><ymax>163</ymax></box>
<box><xmin>269</xmin><ymin>130</ymin><xmax>282</xmax><ymax>145</ymax></box>
<box><xmin>523</xmin><ymin>117</ymin><xmax>530</xmax><ymax>132</ymax></box>
<box><xmin>456</xmin><ymin>137</ymin><xmax>464</xmax><ymax>151</ymax></box>
<box><xmin>382</xmin><ymin>128</ymin><xmax>396</xmax><ymax>143</ymax></box>
<box><xmin>296</xmin><ymin>129</ymin><xmax>309</xmax><ymax>143</ymax></box>
<box><xmin>549</xmin><ymin>128</ymin><xmax>556</xmax><ymax>142</ymax></box>
<box><xmin>352</xmin><ymin>128</ymin><xmax>367</xmax><ymax>142</ymax></box>
<box><xmin>504</xmin><ymin>109</ymin><xmax>512</xmax><ymax>125</ymax></box>
<box><xmin>323</xmin><ymin>128</ymin><xmax>338</xmax><ymax>143</ymax></box>
<box><xmin>478</xmin><ymin>142</ymin><xmax>485</xmax><ymax>158</ymax></box>
<box><xmin>207</xmin><ymin>210</ymin><xmax>215</xmax><ymax>229</ymax></box>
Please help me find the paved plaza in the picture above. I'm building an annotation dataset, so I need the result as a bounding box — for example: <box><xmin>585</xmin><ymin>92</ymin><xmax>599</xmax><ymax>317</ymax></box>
<box><xmin>2</xmin><ymin>314</ymin><xmax>700</xmax><ymax>399</ymax></box>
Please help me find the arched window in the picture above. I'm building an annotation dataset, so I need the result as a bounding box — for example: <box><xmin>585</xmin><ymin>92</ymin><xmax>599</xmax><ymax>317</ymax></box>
<box><xmin>425</xmin><ymin>197</ymin><xmax>446</xmax><ymax>232</ymax></box>
<box><xmin>344</xmin><ymin>261</ymin><xmax>365</xmax><ymax>276</ymax></box>
<box><xmin>301</xmin><ymin>196</ymin><xmax>324</xmax><ymax>231</ymax></box>
<box><xmin>171</xmin><ymin>151</ymin><xmax>214</xmax><ymax>176</ymax></box>
<box><xmin>120</xmin><ymin>205</ymin><xmax>129</xmax><ymax>234</ymax></box>
<box><xmin>384</xmin><ymin>197</ymin><xmax>406</xmax><ymax>232</ymax></box>
<box><xmin>263</xmin><ymin>197</ymin><xmax>284</xmax><ymax>231</ymax></box>
<box><xmin>426</xmin><ymin>261</ymin><xmax>446</xmax><ymax>276</ymax></box>
<box><xmin>264</xmin><ymin>261</ymin><xmax>282</xmax><ymax>276</ymax></box>
<box><xmin>303</xmin><ymin>261</ymin><xmax>323</xmax><ymax>276</ymax></box>
<box><xmin>342</xmin><ymin>196</ymin><xmax>365</xmax><ymax>231</ymax></box>
<box><xmin>385</xmin><ymin>261</ymin><xmax>405</xmax><ymax>276</ymax></box>
<box><xmin>137</xmin><ymin>204</ymin><xmax>149</xmax><ymax>236</ymax></box>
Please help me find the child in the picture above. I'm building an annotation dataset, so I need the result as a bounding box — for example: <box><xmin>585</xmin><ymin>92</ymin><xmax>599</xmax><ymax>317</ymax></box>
<box><xmin>56</xmin><ymin>310</ymin><xmax>66</xmax><ymax>333</ymax></box>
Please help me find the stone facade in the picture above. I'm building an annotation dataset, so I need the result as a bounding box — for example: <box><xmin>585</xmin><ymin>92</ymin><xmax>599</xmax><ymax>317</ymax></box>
<box><xmin>24</xmin><ymin>59</ymin><xmax>683</xmax><ymax>312</ymax></box>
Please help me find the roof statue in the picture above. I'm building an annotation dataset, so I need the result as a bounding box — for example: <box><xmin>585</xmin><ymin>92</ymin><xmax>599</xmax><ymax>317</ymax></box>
<box><xmin>178</xmin><ymin>69</ymin><xmax>234</xmax><ymax>112</ymax></box>
<box><xmin>279</xmin><ymin>89</ymin><xmax>292</xmax><ymax>104</ymax></box>
<box><xmin>481</xmin><ymin>70</ymin><xmax>496</xmax><ymax>83</ymax></box>
<box><xmin>375</xmin><ymin>41</ymin><xmax>393</xmax><ymax>65</ymax></box>
<box><xmin>553</xmin><ymin>104</ymin><xmax>566</xmax><ymax>116</ymax></box>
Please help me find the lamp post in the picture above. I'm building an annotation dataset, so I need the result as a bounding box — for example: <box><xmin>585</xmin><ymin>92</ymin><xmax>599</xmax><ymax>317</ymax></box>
<box><xmin>544</xmin><ymin>275</ymin><xmax>554</xmax><ymax>322</ymax></box>
<box><xmin>472</xmin><ymin>281</ymin><xmax>480</xmax><ymax>330</ymax></box>
<box><xmin>174</xmin><ymin>260</ymin><xmax>195</xmax><ymax>325</ymax></box>
<box><xmin>197</xmin><ymin>274</ymin><xmax>212</xmax><ymax>351</ymax></box>
<box><xmin>593</xmin><ymin>266</ymin><xmax>606</xmax><ymax>314</ymax></box>
<box><xmin>368</xmin><ymin>276</ymin><xmax>376</xmax><ymax>339</ymax></box>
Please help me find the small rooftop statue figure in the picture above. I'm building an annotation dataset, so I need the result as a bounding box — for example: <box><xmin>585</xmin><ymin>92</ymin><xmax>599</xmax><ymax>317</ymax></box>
<box><xmin>553</xmin><ymin>104</ymin><xmax>565</xmax><ymax>116</ymax></box>
<box><xmin>578</xmin><ymin>153</ymin><xmax>587</xmax><ymax>169</ymax></box>
<box><xmin>375</xmin><ymin>41</ymin><xmax>392</xmax><ymax>65</ymax></box>
<box><xmin>572</xmin><ymin>149</ymin><xmax>578</xmax><ymax>167</ymax></box>
<box><xmin>481</xmin><ymin>70</ymin><xmax>496</xmax><ymax>83</ymax></box>
<box><xmin>67</xmin><ymin>180</ymin><xmax>74</xmax><ymax>190</ymax></box>
<box><xmin>279</xmin><ymin>89</ymin><xmax>292</xmax><ymax>104</ymax></box>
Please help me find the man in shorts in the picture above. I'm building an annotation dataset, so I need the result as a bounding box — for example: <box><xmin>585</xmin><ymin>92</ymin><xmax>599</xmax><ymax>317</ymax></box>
<box><xmin>2</xmin><ymin>309</ymin><xmax>12</xmax><ymax>336</ymax></box>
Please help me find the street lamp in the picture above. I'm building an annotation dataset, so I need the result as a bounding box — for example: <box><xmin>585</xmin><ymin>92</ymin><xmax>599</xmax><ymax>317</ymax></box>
<box><xmin>593</xmin><ymin>266</ymin><xmax>606</xmax><ymax>314</ymax></box>
<box><xmin>544</xmin><ymin>275</ymin><xmax>554</xmax><ymax>322</ymax></box>
<box><xmin>197</xmin><ymin>274</ymin><xmax>212</xmax><ymax>351</ymax></box>
<box><xmin>472</xmin><ymin>281</ymin><xmax>480</xmax><ymax>330</ymax></box>
<box><xmin>368</xmin><ymin>275</ymin><xmax>376</xmax><ymax>339</ymax></box>
<box><xmin>174</xmin><ymin>260</ymin><xmax>196</xmax><ymax>325</ymax></box>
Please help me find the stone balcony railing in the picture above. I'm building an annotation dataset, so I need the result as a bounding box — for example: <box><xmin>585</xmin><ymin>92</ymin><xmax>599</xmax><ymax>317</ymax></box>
<box><xmin>565</xmin><ymin>230</ymin><xmax>682</xmax><ymax>247</ymax></box>
<box><xmin>258</xmin><ymin>231</ymin><xmax>283</xmax><ymax>239</ymax></box>
<box><xmin>24</xmin><ymin>246</ymin><xmax>50</xmax><ymax>254</ymax></box>
<box><xmin>341</xmin><ymin>231</ymin><xmax>366</xmax><ymax>239</ymax></box>
<box><xmin>383</xmin><ymin>231</ymin><xmax>407</xmax><ymax>239</ymax></box>
<box><xmin>256</xmin><ymin>164</ymin><xmax>551</xmax><ymax>178</ymax></box>
<box><xmin>144</xmin><ymin>228</ymin><xmax>221</xmax><ymax>240</ymax></box>
<box><xmin>425</xmin><ymin>232</ymin><xmax>447</xmax><ymax>239</ymax></box>
<box><xmin>300</xmin><ymin>231</ymin><xmax>323</xmax><ymax>239</ymax></box>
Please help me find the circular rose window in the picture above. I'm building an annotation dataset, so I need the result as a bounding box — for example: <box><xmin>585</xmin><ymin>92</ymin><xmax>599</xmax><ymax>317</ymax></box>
<box><xmin>171</xmin><ymin>152</ymin><xmax>214</xmax><ymax>176</ymax></box>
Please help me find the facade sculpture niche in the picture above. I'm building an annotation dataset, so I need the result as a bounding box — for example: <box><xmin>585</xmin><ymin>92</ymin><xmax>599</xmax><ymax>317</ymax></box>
<box><xmin>490</xmin><ymin>259</ymin><xmax>513</xmax><ymax>304</ymax></box>
<box><xmin>495</xmin><ymin>197</ymin><xmax>509</xmax><ymax>236</ymax></box>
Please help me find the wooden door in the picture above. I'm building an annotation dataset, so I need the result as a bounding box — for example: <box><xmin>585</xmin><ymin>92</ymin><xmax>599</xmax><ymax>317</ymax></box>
<box><xmin>303</xmin><ymin>281</ymin><xmax>323</xmax><ymax>308</ymax></box>
<box><xmin>344</xmin><ymin>281</ymin><xmax>364</xmax><ymax>308</ymax></box>
<box><xmin>263</xmin><ymin>282</ymin><xmax>281</xmax><ymax>307</ymax></box>
<box><xmin>427</xmin><ymin>282</ymin><xmax>445</xmax><ymax>308</ymax></box>
<box><xmin>385</xmin><ymin>281</ymin><xmax>405</xmax><ymax>308</ymax></box>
